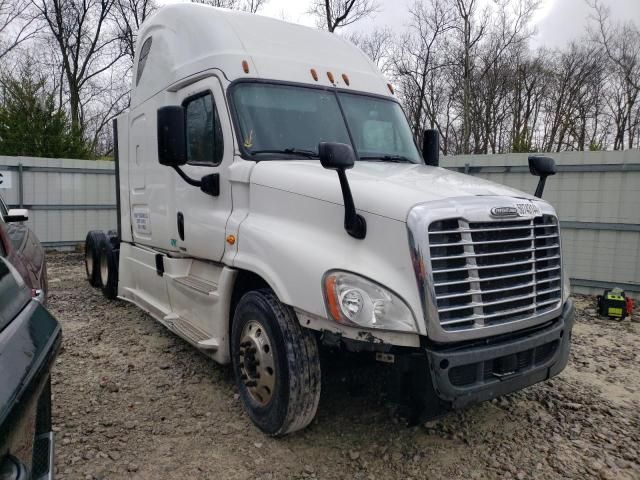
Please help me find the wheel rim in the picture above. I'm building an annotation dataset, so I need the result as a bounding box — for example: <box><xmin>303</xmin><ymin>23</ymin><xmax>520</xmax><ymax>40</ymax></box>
<box><xmin>100</xmin><ymin>251</ymin><xmax>109</xmax><ymax>286</ymax></box>
<box><xmin>239</xmin><ymin>320</ymin><xmax>275</xmax><ymax>406</ymax></box>
<box><xmin>85</xmin><ymin>248</ymin><xmax>93</xmax><ymax>278</ymax></box>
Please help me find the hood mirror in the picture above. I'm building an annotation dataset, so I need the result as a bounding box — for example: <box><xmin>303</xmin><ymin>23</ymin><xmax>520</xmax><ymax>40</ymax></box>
<box><xmin>319</xmin><ymin>142</ymin><xmax>366</xmax><ymax>240</ymax></box>
<box><xmin>528</xmin><ymin>155</ymin><xmax>557</xmax><ymax>198</ymax></box>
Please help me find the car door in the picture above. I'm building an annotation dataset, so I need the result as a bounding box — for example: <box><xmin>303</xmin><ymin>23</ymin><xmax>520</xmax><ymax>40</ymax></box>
<box><xmin>173</xmin><ymin>76</ymin><xmax>233</xmax><ymax>261</ymax></box>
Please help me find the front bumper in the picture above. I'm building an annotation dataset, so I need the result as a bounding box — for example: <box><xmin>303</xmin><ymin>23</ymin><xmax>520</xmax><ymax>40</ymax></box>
<box><xmin>425</xmin><ymin>298</ymin><xmax>574</xmax><ymax>409</ymax></box>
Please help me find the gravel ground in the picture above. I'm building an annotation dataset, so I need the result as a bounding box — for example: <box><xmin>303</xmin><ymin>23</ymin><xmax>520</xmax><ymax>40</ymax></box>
<box><xmin>46</xmin><ymin>252</ymin><xmax>639</xmax><ymax>480</ymax></box>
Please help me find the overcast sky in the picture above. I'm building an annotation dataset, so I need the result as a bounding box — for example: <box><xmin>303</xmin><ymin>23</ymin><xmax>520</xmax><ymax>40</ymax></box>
<box><xmin>256</xmin><ymin>0</ymin><xmax>640</xmax><ymax>48</ymax></box>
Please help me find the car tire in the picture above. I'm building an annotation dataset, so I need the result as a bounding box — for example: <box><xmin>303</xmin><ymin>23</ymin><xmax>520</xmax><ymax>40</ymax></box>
<box><xmin>85</xmin><ymin>231</ymin><xmax>106</xmax><ymax>287</ymax></box>
<box><xmin>231</xmin><ymin>289</ymin><xmax>321</xmax><ymax>436</ymax></box>
<box><xmin>98</xmin><ymin>236</ymin><xmax>118</xmax><ymax>300</ymax></box>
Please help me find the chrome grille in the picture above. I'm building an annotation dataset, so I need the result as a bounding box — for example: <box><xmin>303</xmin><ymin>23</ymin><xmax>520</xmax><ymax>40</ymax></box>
<box><xmin>428</xmin><ymin>215</ymin><xmax>562</xmax><ymax>330</ymax></box>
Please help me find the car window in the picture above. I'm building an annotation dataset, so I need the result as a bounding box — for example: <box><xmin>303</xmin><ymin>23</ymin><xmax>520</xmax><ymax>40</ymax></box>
<box><xmin>184</xmin><ymin>92</ymin><xmax>224</xmax><ymax>166</ymax></box>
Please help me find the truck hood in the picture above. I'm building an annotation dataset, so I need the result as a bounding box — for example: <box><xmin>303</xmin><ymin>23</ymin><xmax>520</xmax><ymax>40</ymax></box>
<box><xmin>250</xmin><ymin>160</ymin><xmax>535</xmax><ymax>221</ymax></box>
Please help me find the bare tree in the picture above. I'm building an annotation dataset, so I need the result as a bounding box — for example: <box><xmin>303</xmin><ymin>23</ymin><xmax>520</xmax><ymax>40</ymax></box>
<box><xmin>588</xmin><ymin>0</ymin><xmax>640</xmax><ymax>149</ymax></box>
<box><xmin>32</xmin><ymin>0</ymin><xmax>124</xmax><ymax>135</ymax></box>
<box><xmin>191</xmin><ymin>0</ymin><xmax>269</xmax><ymax>13</ymax></box>
<box><xmin>309</xmin><ymin>0</ymin><xmax>378</xmax><ymax>33</ymax></box>
<box><xmin>452</xmin><ymin>0</ymin><xmax>487</xmax><ymax>153</ymax></box>
<box><xmin>511</xmin><ymin>51</ymin><xmax>548</xmax><ymax>152</ymax></box>
<box><xmin>242</xmin><ymin>0</ymin><xmax>267</xmax><ymax>13</ymax></box>
<box><xmin>393</xmin><ymin>0</ymin><xmax>455</xmax><ymax>137</ymax></box>
<box><xmin>113</xmin><ymin>0</ymin><xmax>157</xmax><ymax>62</ymax></box>
<box><xmin>347</xmin><ymin>27</ymin><xmax>392</xmax><ymax>73</ymax></box>
<box><xmin>0</xmin><ymin>0</ymin><xmax>39</xmax><ymax>61</ymax></box>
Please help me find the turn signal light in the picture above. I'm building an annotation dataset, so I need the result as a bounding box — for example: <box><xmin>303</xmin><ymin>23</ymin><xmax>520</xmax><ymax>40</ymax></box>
<box><xmin>324</xmin><ymin>275</ymin><xmax>342</xmax><ymax>321</ymax></box>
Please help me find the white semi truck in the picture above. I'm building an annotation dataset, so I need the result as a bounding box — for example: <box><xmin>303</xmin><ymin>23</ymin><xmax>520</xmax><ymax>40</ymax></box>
<box><xmin>84</xmin><ymin>3</ymin><xmax>575</xmax><ymax>436</ymax></box>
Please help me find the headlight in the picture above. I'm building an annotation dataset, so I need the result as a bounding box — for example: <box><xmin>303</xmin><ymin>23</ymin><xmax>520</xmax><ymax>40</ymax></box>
<box><xmin>322</xmin><ymin>271</ymin><xmax>417</xmax><ymax>333</ymax></box>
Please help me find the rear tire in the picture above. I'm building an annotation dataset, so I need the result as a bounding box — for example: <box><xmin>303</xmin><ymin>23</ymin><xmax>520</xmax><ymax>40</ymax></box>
<box><xmin>85</xmin><ymin>231</ymin><xmax>106</xmax><ymax>287</ymax></box>
<box><xmin>231</xmin><ymin>289</ymin><xmax>321</xmax><ymax>436</ymax></box>
<box><xmin>98</xmin><ymin>236</ymin><xmax>119</xmax><ymax>300</ymax></box>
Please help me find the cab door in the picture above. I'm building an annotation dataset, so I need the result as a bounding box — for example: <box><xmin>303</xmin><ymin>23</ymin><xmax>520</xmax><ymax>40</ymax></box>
<box><xmin>173</xmin><ymin>76</ymin><xmax>233</xmax><ymax>261</ymax></box>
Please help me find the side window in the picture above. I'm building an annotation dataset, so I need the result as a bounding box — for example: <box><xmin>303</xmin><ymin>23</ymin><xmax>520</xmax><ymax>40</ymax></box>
<box><xmin>184</xmin><ymin>92</ymin><xmax>224</xmax><ymax>166</ymax></box>
<box><xmin>136</xmin><ymin>37</ymin><xmax>152</xmax><ymax>86</ymax></box>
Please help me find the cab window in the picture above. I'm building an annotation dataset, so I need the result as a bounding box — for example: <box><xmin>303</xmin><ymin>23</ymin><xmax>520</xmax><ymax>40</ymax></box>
<box><xmin>184</xmin><ymin>92</ymin><xmax>224</xmax><ymax>166</ymax></box>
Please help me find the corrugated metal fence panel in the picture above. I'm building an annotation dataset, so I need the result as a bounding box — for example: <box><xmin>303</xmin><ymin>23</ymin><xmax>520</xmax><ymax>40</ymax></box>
<box><xmin>1</xmin><ymin>152</ymin><xmax>639</xmax><ymax>297</ymax></box>
<box><xmin>0</xmin><ymin>156</ymin><xmax>116</xmax><ymax>245</ymax></box>
<box><xmin>443</xmin><ymin>150</ymin><xmax>640</xmax><ymax>297</ymax></box>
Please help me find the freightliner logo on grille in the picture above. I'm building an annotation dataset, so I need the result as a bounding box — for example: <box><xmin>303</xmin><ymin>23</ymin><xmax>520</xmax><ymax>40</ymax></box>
<box><xmin>490</xmin><ymin>203</ymin><xmax>541</xmax><ymax>218</ymax></box>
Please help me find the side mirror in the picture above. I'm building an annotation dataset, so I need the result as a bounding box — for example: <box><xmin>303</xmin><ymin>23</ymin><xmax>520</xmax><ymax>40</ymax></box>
<box><xmin>422</xmin><ymin>129</ymin><xmax>440</xmax><ymax>167</ymax></box>
<box><xmin>157</xmin><ymin>106</ymin><xmax>187</xmax><ymax>167</ymax></box>
<box><xmin>319</xmin><ymin>142</ymin><xmax>355</xmax><ymax>170</ymax></box>
<box><xmin>156</xmin><ymin>106</ymin><xmax>219</xmax><ymax>197</ymax></box>
<box><xmin>5</xmin><ymin>208</ymin><xmax>29</xmax><ymax>222</ymax></box>
<box><xmin>319</xmin><ymin>142</ymin><xmax>366</xmax><ymax>240</ymax></box>
<box><xmin>528</xmin><ymin>155</ymin><xmax>557</xmax><ymax>198</ymax></box>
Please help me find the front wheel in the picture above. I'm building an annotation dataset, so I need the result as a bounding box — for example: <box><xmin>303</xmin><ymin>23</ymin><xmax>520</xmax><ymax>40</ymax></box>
<box><xmin>231</xmin><ymin>289</ymin><xmax>321</xmax><ymax>436</ymax></box>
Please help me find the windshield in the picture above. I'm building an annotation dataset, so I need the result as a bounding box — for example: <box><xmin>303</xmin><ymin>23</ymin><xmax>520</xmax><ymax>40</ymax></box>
<box><xmin>231</xmin><ymin>83</ymin><xmax>422</xmax><ymax>163</ymax></box>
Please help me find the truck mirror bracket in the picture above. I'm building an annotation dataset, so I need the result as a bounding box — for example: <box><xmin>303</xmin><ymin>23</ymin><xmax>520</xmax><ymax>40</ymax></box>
<box><xmin>337</xmin><ymin>169</ymin><xmax>367</xmax><ymax>239</ymax></box>
<box><xmin>171</xmin><ymin>167</ymin><xmax>220</xmax><ymax>197</ymax></box>
<box><xmin>318</xmin><ymin>142</ymin><xmax>366</xmax><ymax>240</ymax></box>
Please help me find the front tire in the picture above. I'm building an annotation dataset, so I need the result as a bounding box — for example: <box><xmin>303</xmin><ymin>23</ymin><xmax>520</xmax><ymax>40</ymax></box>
<box><xmin>231</xmin><ymin>289</ymin><xmax>321</xmax><ymax>436</ymax></box>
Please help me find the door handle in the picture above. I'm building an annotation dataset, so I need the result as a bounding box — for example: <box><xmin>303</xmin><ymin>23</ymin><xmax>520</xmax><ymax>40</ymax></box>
<box><xmin>177</xmin><ymin>212</ymin><xmax>184</xmax><ymax>241</ymax></box>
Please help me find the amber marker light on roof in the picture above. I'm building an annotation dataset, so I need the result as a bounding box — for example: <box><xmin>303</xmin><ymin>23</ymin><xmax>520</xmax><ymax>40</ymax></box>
<box><xmin>310</xmin><ymin>68</ymin><xmax>318</xmax><ymax>81</ymax></box>
<box><xmin>327</xmin><ymin>71</ymin><xmax>335</xmax><ymax>84</ymax></box>
<box><xmin>342</xmin><ymin>73</ymin><xmax>350</xmax><ymax>86</ymax></box>
<box><xmin>387</xmin><ymin>83</ymin><xmax>394</xmax><ymax>94</ymax></box>
<box><xmin>242</xmin><ymin>60</ymin><xmax>250</xmax><ymax>73</ymax></box>
<box><xmin>226</xmin><ymin>235</ymin><xmax>236</xmax><ymax>245</ymax></box>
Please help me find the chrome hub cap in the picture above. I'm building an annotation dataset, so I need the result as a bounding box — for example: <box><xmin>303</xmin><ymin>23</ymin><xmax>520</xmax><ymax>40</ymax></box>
<box><xmin>239</xmin><ymin>320</ymin><xmax>275</xmax><ymax>406</ymax></box>
<box><xmin>100</xmin><ymin>251</ymin><xmax>109</xmax><ymax>286</ymax></box>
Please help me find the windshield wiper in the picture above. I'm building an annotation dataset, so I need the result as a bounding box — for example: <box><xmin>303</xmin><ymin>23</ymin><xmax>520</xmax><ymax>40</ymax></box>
<box><xmin>359</xmin><ymin>155</ymin><xmax>415</xmax><ymax>163</ymax></box>
<box><xmin>250</xmin><ymin>148</ymin><xmax>319</xmax><ymax>158</ymax></box>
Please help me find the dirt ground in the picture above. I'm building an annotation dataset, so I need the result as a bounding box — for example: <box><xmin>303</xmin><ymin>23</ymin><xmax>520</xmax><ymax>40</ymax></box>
<box><xmin>46</xmin><ymin>252</ymin><xmax>639</xmax><ymax>480</ymax></box>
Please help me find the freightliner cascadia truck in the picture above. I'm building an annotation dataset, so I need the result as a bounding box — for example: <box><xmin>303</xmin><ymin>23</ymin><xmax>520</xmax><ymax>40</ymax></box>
<box><xmin>84</xmin><ymin>4</ymin><xmax>574</xmax><ymax>436</ymax></box>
